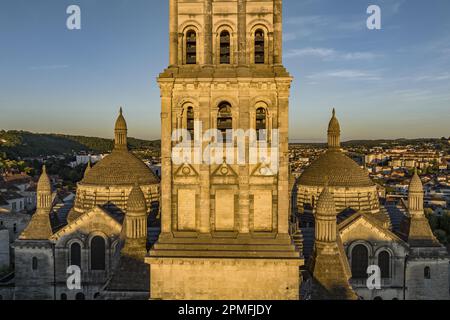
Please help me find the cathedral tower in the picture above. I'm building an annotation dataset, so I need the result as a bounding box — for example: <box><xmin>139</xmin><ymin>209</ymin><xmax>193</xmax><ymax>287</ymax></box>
<box><xmin>147</xmin><ymin>0</ymin><xmax>302</xmax><ymax>300</ymax></box>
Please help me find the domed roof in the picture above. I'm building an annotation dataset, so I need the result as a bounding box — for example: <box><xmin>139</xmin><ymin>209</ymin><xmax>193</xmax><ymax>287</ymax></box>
<box><xmin>127</xmin><ymin>184</ymin><xmax>147</xmax><ymax>214</ymax></box>
<box><xmin>115</xmin><ymin>107</ymin><xmax>127</xmax><ymax>131</ymax></box>
<box><xmin>409</xmin><ymin>169</ymin><xmax>423</xmax><ymax>193</ymax></box>
<box><xmin>81</xmin><ymin>150</ymin><xmax>159</xmax><ymax>186</ymax></box>
<box><xmin>37</xmin><ymin>165</ymin><xmax>51</xmax><ymax>192</ymax></box>
<box><xmin>316</xmin><ymin>185</ymin><xmax>336</xmax><ymax>216</ymax></box>
<box><xmin>298</xmin><ymin>150</ymin><xmax>374</xmax><ymax>188</ymax></box>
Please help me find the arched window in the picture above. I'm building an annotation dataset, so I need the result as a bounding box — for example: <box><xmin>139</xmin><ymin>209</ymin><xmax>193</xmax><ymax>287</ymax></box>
<box><xmin>256</xmin><ymin>107</ymin><xmax>267</xmax><ymax>140</ymax></box>
<box><xmin>186</xmin><ymin>107</ymin><xmax>195</xmax><ymax>139</ymax></box>
<box><xmin>60</xmin><ymin>293</ymin><xmax>67</xmax><ymax>300</ymax></box>
<box><xmin>220</xmin><ymin>31</ymin><xmax>231</xmax><ymax>64</ymax></box>
<box><xmin>424</xmin><ymin>266</ymin><xmax>431</xmax><ymax>279</ymax></box>
<box><xmin>32</xmin><ymin>257</ymin><xmax>38</xmax><ymax>270</ymax></box>
<box><xmin>90</xmin><ymin>236</ymin><xmax>106</xmax><ymax>271</ymax></box>
<box><xmin>186</xmin><ymin>30</ymin><xmax>197</xmax><ymax>64</ymax></box>
<box><xmin>378</xmin><ymin>251</ymin><xmax>390</xmax><ymax>279</ymax></box>
<box><xmin>94</xmin><ymin>292</ymin><xmax>100</xmax><ymax>299</ymax></box>
<box><xmin>75</xmin><ymin>292</ymin><xmax>85</xmax><ymax>300</ymax></box>
<box><xmin>351</xmin><ymin>245</ymin><xmax>369</xmax><ymax>279</ymax></box>
<box><xmin>70</xmin><ymin>243</ymin><xmax>81</xmax><ymax>267</ymax></box>
<box><xmin>374</xmin><ymin>296</ymin><xmax>383</xmax><ymax>300</ymax></box>
<box><xmin>254</xmin><ymin>29</ymin><xmax>265</xmax><ymax>64</ymax></box>
<box><xmin>217</xmin><ymin>102</ymin><xmax>233</xmax><ymax>142</ymax></box>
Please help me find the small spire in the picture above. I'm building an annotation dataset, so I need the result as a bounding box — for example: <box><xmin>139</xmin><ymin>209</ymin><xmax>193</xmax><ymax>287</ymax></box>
<box><xmin>332</xmin><ymin>108</ymin><xmax>336</xmax><ymax>118</ymax></box>
<box><xmin>119</xmin><ymin>106</ymin><xmax>123</xmax><ymax>115</ymax></box>
<box><xmin>42</xmin><ymin>164</ymin><xmax>47</xmax><ymax>173</ymax></box>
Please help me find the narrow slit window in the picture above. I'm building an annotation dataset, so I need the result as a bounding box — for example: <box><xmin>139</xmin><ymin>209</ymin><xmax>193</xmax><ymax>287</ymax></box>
<box><xmin>254</xmin><ymin>30</ymin><xmax>265</xmax><ymax>64</ymax></box>
<box><xmin>186</xmin><ymin>107</ymin><xmax>195</xmax><ymax>139</ymax></box>
<box><xmin>186</xmin><ymin>30</ymin><xmax>197</xmax><ymax>64</ymax></box>
<box><xmin>217</xmin><ymin>103</ymin><xmax>233</xmax><ymax>142</ymax></box>
<box><xmin>256</xmin><ymin>108</ymin><xmax>267</xmax><ymax>140</ymax></box>
<box><xmin>220</xmin><ymin>31</ymin><xmax>231</xmax><ymax>64</ymax></box>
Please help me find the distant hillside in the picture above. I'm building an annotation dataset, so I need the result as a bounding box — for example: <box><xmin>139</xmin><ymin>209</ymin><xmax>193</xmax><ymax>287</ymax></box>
<box><xmin>290</xmin><ymin>138</ymin><xmax>449</xmax><ymax>149</ymax></box>
<box><xmin>0</xmin><ymin>130</ymin><xmax>160</xmax><ymax>158</ymax></box>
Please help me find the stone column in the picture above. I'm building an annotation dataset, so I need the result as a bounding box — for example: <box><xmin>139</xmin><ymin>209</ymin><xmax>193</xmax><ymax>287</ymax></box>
<box><xmin>238</xmin><ymin>0</ymin><xmax>247</xmax><ymax>65</ymax></box>
<box><xmin>159</xmin><ymin>81</ymin><xmax>174</xmax><ymax>234</ymax></box>
<box><xmin>273</xmin><ymin>0</ymin><xmax>283</xmax><ymax>65</ymax></box>
<box><xmin>204</xmin><ymin>0</ymin><xmax>213</xmax><ymax>65</ymax></box>
<box><xmin>169</xmin><ymin>0</ymin><xmax>178</xmax><ymax>66</ymax></box>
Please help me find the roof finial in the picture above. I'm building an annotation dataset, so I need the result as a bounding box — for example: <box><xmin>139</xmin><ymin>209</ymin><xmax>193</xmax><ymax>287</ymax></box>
<box><xmin>332</xmin><ymin>108</ymin><xmax>336</xmax><ymax>118</ymax></box>
<box><xmin>42</xmin><ymin>164</ymin><xmax>47</xmax><ymax>173</ymax></box>
<box><xmin>119</xmin><ymin>106</ymin><xmax>123</xmax><ymax>115</ymax></box>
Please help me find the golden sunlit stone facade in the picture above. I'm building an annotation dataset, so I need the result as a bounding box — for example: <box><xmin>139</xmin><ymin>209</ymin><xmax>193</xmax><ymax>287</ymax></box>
<box><xmin>146</xmin><ymin>0</ymin><xmax>303</xmax><ymax>300</ymax></box>
<box><xmin>70</xmin><ymin>109</ymin><xmax>160</xmax><ymax>222</ymax></box>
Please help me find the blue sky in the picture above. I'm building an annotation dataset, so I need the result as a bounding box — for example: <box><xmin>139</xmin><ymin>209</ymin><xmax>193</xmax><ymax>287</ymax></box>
<box><xmin>0</xmin><ymin>0</ymin><xmax>449</xmax><ymax>142</ymax></box>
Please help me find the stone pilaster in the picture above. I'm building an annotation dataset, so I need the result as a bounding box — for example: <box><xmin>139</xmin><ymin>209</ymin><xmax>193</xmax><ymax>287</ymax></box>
<box><xmin>169</xmin><ymin>0</ymin><xmax>178</xmax><ymax>66</ymax></box>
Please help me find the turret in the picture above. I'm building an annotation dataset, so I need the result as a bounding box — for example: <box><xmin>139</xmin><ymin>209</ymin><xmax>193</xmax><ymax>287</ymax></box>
<box><xmin>114</xmin><ymin>107</ymin><xmax>128</xmax><ymax>150</ymax></box>
<box><xmin>122</xmin><ymin>184</ymin><xmax>148</xmax><ymax>258</ymax></box>
<box><xmin>19</xmin><ymin>165</ymin><xmax>53</xmax><ymax>240</ymax></box>
<box><xmin>408</xmin><ymin>168</ymin><xmax>424</xmax><ymax>216</ymax></box>
<box><xmin>327</xmin><ymin>108</ymin><xmax>341</xmax><ymax>150</ymax></box>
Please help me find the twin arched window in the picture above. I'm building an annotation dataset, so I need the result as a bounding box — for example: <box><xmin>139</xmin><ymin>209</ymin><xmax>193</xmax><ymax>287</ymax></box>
<box><xmin>220</xmin><ymin>31</ymin><xmax>231</xmax><ymax>64</ymax></box>
<box><xmin>70</xmin><ymin>242</ymin><xmax>81</xmax><ymax>267</ymax></box>
<box><xmin>186</xmin><ymin>30</ymin><xmax>197</xmax><ymax>64</ymax></box>
<box><xmin>90</xmin><ymin>236</ymin><xmax>106</xmax><ymax>271</ymax></box>
<box><xmin>254</xmin><ymin>29</ymin><xmax>265</xmax><ymax>64</ymax></box>
<box><xmin>351</xmin><ymin>244</ymin><xmax>369</xmax><ymax>279</ymax></box>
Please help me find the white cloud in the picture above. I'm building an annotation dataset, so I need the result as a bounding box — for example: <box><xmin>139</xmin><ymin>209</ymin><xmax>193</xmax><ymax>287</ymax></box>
<box><xmin>285</xmin><ymin>47</ymin><xmax>381</xmax><ymax>61</ymax></box>
<box><xmin>307</xmin><ymin>69</ymin><xmax>382</xmax><ymax>81</ymax></box>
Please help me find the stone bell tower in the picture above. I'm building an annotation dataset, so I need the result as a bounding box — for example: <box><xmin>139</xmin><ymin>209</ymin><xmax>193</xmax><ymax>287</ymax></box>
<box><xmin>146</xmin><ymin>0</ymin><xmax>303</xmax><ymax>300</ymax></box>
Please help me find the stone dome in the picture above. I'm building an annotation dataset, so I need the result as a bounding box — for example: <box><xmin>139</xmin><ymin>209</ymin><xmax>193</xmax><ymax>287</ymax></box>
<box><xmin>81</xmin><ymin>150</ymin><xmax>159</xmax><ymax>186</ymax></box>
<box><xmin>37</xmin><ymin>165</ymin><xmax>51</xmax><ymax>192</ymax></box>
<box><xmin>298</xmin><ymin>150</ymin><xmax>374</xmax><ymax>188</ymax></box>
<box><xmin>127</xmin><ymin>184</ymin><xmax>147</xmax><ymax>214</ymax></box>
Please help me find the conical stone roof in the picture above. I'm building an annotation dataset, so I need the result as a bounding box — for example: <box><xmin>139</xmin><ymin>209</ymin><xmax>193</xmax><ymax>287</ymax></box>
<box><xmin>409</xmin><ymin>169</ymin><xmax>423</xmax><ymax>193</ymax></box>
<box><xmin>127</xmin><ymin>184</ymin><xmax>147</xmax><ymax>214</ymax></box>
<box><xmin>37</xmin><ymin>165</ymin><xmax>51</xmax><ymax>192</ymax></box>
<box><xmin>316</xmin><ymin>185</ymin><xmax>336</xmax><ymax>216</ymax></box>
